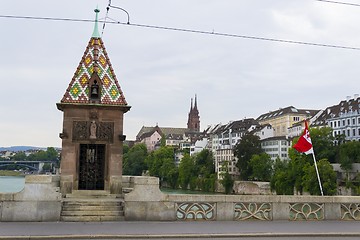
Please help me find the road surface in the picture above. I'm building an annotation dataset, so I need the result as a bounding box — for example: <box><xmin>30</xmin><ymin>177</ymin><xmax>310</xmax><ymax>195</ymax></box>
<box><xmin>0</xmin><ymin>221</ymin><xmax>359</xmax><ymax>239</ymax></box>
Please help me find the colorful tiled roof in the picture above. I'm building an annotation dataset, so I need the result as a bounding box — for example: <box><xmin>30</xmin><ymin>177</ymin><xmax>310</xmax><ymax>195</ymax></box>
<box><xmin>61</xmin><ymin>37</ymin><xmax>127</xmax><ymax>106</ymax></box>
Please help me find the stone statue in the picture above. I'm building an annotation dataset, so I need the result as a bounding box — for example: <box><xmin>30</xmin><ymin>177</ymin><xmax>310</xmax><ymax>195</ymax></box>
<box><xmin>90</xmin><ymin>121</ymin><xmax>97</xmax><ymax>139</ymax></box>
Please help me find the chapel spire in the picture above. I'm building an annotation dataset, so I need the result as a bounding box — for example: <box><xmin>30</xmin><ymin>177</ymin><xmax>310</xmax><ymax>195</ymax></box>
<box><xmin>92</xmin><ymin>7</ymin><xmax>101</xmax><ymax>38</ymax></box>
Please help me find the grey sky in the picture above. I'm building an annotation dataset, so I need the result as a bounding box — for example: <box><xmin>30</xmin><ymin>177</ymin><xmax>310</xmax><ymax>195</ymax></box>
<box><xmin>1</xmin><ymin>0</ymin><xmax>360</xmax><ymax>147</ymax></box>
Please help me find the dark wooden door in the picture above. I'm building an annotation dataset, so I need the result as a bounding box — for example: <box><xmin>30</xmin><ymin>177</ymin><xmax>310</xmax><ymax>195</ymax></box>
<box><xmin>79</xmin><ymin>144</ymin><xmax>105</xmax><ymax>190</ymax></box>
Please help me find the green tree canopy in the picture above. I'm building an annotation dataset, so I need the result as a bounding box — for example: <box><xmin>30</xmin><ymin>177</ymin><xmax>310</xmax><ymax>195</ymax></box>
<box><xmin>249</xmin><ymin>153</ymin><xmax>273</xmax><ymax>182</ymax></box>
<box><xmin>234</xmin><ymin>133</ymin><xmax>263</xmax><ymax>180</ymax></box>
<box><xmin>270</xmin><ymin>159</ymin><xmax>294</xmax><ymax>195</ymax></box>
<box><xmin>337</xmin><ymin>141</ymin><xmax>360</xmax><ymax>171</ymax></box>
<box><xmin>123</xmin><ymin>143</ymin><xmax>148</xmax><ymax>176</ymax></box>
<box><xmin>220</xmin><ymin>161</ymin><xmax>234</xmax><ymax>194</ymax></box>
<box><xmin>309</xmin><ymin>127</ymin><xmax>336</xmax><ymax>163</ymax></box>
<box><xmin>302</xmin><ymin>159</ymin><xmax>337</xmax><ymax>196</ymax></box>
<box><xmin>145</xmin><ymin>146</ymin><xmax>174</xmax><ymax>177</ymax></box>
<box><xmin>178</xmin><ymin>153</ymin><xmax>194</xmax><ymax>189</ymax></box>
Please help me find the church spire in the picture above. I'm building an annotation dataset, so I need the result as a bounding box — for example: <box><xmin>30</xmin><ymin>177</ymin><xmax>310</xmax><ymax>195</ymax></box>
<box><xmin>187</xmin><ymin>95</ymin><xmax>200</xmax><ymax>132</ymax></box>
<box><xmin>92</xmin><ymin>7</ymin><xmax>101</xmax><ymax>38</ymax></box>
<box><xmin>194</xmin><ymin>94</ymin><xmax>198</xmax><ymax>111</ymax></box>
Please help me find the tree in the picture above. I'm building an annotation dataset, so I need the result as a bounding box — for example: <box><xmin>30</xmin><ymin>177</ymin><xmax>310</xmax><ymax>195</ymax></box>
<box><xmin>12</xmin><ymin>152</ymin><xmax>27</xmax><ymax>161</ymax></box>
<box><xmin>194</xmin><ymin>149</ymin><xmax>215</xmax><ymax>176</ymax></box>
<box><xmin>123</xmin><ymin>144</ymin><xmax>148</xmax><ymax>176</ymax></box>
<box><xmin>302</xmin><ymin>159</ymin><xmax>337</xmax><ymax>196</ymax></box>
<box><xmin>309</xmin><ymin>127</ymin><xmax>337</xmax><ymax>163</ymax></box>
<box><xmin>270</xmin><ymin>159</ymin><xmax>294</xmax><ymax>195</ymax></box>
<box><xmin>234</xmin><ymin>133</ymin><xmax>263</xmax><ymax>180</ymax></box>
<box><xmin>249</xmin><ymin>153</ymin><xmax>273</xmax><ymax>181</ymax></box>
<box><xmin>159</xmin><ymin>157</ymin><xmax>177</xmax><ymax>186</ymax></box>
<box><xmin>42</xmin><ymin>163</ymin><xmax>52</xmax><ymax>172</ymax></box>
<box><xmin>178</xmin><ymin>153</ymin><xmax>194</xmax><ymax>189</ymax></box>
<box><xmin>145</xmin><ymin>146</ymin><xmax>174</xmax><ymax>177</ymax></box>
<box><xmin>145</xmin><ymin>146</ymin><xmax>178</xmax><ymax>187</ymax></box>
<box><xmin>220</xmin><ymin>162</ymin><xmax>234</xmax><ymax>194</ymax></box>
<box><xmin>46</xmin><ymin>147</ymin><xmax>58</xmax><ymax>161</ymax></box>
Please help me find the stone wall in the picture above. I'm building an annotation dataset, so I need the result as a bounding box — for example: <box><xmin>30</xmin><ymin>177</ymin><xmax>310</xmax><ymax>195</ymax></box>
<box><xmin>124</xmin><ymin>176</ymin><xmax>360</xmax><ymax>221</ymax></box>
<box><xmin>1</xmin><ymin>175</ymin><xmax>360</xmax><ymax>222</ymax></box>
<box><xmin>0</xmin><ymin>175</ymin><xmax>61</xmax><ymax>221</ymax></box>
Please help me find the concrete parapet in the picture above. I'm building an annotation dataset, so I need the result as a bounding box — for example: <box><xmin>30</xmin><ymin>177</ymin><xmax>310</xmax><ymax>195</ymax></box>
<box><xmin>124</xmin><ymin>176</ymin><xmax>174</xmax><ymax>220</ymax></box>
<box><xmin>123</xmin><ymin>176</ymin><xmax>360</xmax><ymax>222</ymax></box>
<box><xmin>0</xmin><ymin>175</ymin><xmax>61</xmax><ymax>222</ymax></box>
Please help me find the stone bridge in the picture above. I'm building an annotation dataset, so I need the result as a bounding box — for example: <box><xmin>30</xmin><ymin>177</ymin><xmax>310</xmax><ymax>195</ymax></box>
<box><xmin>0</xmin><ymin>175</ymin><xmax>360</xmax><ymax>222</ymax></box>
<box><xmin>0</xmin><ymin>161</ymin><xmax>55</xmax><ymax>172</ymax></box>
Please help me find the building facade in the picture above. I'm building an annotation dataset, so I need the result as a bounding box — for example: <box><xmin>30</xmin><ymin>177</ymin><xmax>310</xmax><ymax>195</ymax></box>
<box><xmin>257</xmin><ymin>106</ymin><xmax>319</xmax><ymax>137</ymax></box>
<box><xmin>261</xmin><ymin>136</ymin><xmax>291</xmax><ymax>160</ymax></box>
<box><xmin>312</xmin><ymin>95</ymin><xmax>360</xmax><ymax>142</ymax></box>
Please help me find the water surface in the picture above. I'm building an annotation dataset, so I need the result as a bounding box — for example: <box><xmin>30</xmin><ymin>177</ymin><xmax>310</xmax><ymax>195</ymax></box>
<box><xmin>0</xmin><ymin>176</ymin><xmax>25</xmax><ymax>193</ymax></box>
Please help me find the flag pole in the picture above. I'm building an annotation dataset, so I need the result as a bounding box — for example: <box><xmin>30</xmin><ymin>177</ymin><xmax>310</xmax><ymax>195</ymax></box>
<box><xmin>311</xmin><ymin>151</ymin><xmax>324</xmax><ymax>196</ymax></box>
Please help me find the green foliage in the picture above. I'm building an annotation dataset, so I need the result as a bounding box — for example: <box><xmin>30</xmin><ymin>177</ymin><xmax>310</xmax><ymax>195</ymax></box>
<box><xmin>309</xmin><ymin>127</ymin><xmax>336</xmax><ymax>163</ymax></box>
<box><xmin>145</xmin><ymin>146</ymin><xmax>174</xmax><ymax>177</ymax></box>
<box><xmin>302</xmin><ymin>159</ymin><xmax>337</xmax><ymax>196</ymax></box>
<box><xmin>145</xmin><ymin>145</ymin><xmax>178</xmax><ymax>188</ymax></box>
<box><xmin>337</xmin><ymin>141</ymin><xmax>360</xmax><ymax>171</ymax></box>
<box><xmin>194</xmin><ymin>149</ymin><xmax>215</xmax><ymax>177</ymax></box>
<box><xmin>270</xmin><ymin>159</ymin><xmax>294</xmax><ymax>195</ymax></box>
<box><xmin>249</xmin><ymin>153</ymin><xmax>273</xmax><ymax>181</ymax></box>
<box><xmin>160</xmin><ymin>134</ymin><xmax>166</xmax><ymax>147</ymax></box>
<box><xmin>0</xmin><ymin>170</ymin><xmax>22</xmax><ymax>176</ymax></box>
<box><xmin>12</xmin><ymin>152</ymin><xmax>27</xmax><ymax>161</ymax></box>
<box><xmin>145</xmin><ymin>148</ymin><xmax>215</xmax><ymax>192</ymax></box>
<box><xmin>178</xmin><ymin>153</ymin><xmax>194</xmax><ymax>189</ymax></box>
<box><xmin>123</xmin><ymin>144</ymin><xmax>148</xmax><ymax>176</ymax></box>
<box><xmin>42</xmin><ymin>163</ymin><xmax>52</xmax><ymax>171</ymax></box>
<box><xmin>26</xmin><ymin>147</ymin><xmax>59</xmax><ymax>161</ymax></box>
<box><xmin>220</xmin><ymin>162</ymin><xmax>234</xmax><ymax>194</ymax></box>
<box><xmin>270</xmin><ymin>155</ymin><xmax>309</xmax><ymax>195</ymax></box>
<box><xmin>234</xmin><ymin>133</ymin><xmax>263</xmax><ymax>180</ymax></box>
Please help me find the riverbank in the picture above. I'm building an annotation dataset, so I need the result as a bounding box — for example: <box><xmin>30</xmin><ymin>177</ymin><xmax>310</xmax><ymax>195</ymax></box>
<box><xmin>0</xmin><ymin>170</ymin><xmax>22</xmax><ymax>176</ymax></box>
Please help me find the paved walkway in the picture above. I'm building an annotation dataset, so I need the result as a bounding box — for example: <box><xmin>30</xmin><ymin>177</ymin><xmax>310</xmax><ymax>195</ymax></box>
<box><xmin>0</xmin><ymin>221</ymin><xmax>359</xmax><ymax>239</ymax></box>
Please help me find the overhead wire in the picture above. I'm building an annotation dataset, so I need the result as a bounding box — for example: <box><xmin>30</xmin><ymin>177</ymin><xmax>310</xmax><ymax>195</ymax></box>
<box><xmin>0</xmin><ymin>14</ymin><xmax>360</xmax><ymax>51</ymax></box>
<box><xmin>315</xmin><ymin>0</ymin><xmax>360</xmax><ymax>7</ymax></box>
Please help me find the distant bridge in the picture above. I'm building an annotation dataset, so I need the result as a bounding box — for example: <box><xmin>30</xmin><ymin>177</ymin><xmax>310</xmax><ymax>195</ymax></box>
<box><xmin>0</xmin><ymin>161</ymin><xmax>56</xmax><ymax>172</ymax></box>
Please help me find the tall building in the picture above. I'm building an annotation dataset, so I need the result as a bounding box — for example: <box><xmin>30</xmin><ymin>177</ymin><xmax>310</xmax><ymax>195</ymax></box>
<box><xmin>187</xmin><ymin>95</ymin><xmax>200</xmax><ymax>132</ymax></box>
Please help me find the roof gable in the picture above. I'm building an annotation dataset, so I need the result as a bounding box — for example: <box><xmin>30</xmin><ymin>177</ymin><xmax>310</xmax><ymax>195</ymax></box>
<box><xmin>61</xmin><ymin>37</ymin><xmax>127</xmax><ymax>106</ymax></box>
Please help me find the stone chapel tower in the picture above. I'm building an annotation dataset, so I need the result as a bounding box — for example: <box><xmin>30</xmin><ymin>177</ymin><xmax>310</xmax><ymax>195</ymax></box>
<box><xmin>57</xmin><ymin>9</ymin><xmax>130</xmax><ymax>195</ymax></box>
<box><xmin>187</xmin><ymin>95</ymin><xmax>200</xmax><ymax>132</ymax></box>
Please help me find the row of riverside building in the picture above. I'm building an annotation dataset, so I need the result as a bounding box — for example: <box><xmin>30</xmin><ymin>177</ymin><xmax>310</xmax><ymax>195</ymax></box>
<box><xmin>135</xmin><ymin>94</ymin><xmax>360</xmax><ymax>179</ymax></box>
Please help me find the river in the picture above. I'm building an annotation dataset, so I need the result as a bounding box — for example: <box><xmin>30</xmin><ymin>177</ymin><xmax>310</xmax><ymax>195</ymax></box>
<box><xmin>0</xmin><ymin>176</ymin><xmax>25</xmax><ymax>193</ymax></box>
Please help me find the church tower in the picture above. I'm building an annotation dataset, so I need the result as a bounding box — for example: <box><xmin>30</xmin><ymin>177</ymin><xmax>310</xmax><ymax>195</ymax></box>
<box><xmin>57</xmin><ymin>8</ymin><xmax>130</xmax><ymax>195</ymax></box>
<box><xmin>187</xmin><ymin>95</ymin><xmax>200</xmax><ymax>132</ymax></box>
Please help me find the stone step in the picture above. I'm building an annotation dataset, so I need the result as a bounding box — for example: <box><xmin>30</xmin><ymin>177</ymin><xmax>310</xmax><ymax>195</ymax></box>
<box><xmin>62</xmin><ymin>198</ymin><xmax>124</xmax><ymax>203</ymax></box>
<box><xmin>62</xmin><ymin>205</ymin><xmax>123</xmax><ymax>211</ymax></box>
<box><xmin>61</xmin><ymin>215</ymin><xmax>124</xmax><ymax>222</ymax></box>
<box><xmin>66</xmin><ymin>190</ymin><xmax>122</xmax><ymax>199</ymax></box>
<box><xmin>61</xmin><ymin>210</ymin><xmax>123</xmax><ymax>217</ymax></box>
<box><xmin>61</xmin><ymin>190</ymin><xmax>125</xmax><ymax>222</ymax></box>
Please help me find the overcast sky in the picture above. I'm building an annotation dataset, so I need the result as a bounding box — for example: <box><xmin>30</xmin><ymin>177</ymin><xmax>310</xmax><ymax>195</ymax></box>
<box><xmin>1</xmin><ymin>0</ymin><xmax>360</xmax><ymax>147</ymax></box>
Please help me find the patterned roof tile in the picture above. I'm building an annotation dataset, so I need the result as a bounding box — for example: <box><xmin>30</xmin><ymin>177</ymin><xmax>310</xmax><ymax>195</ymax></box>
<box><xmin>61</xmin><ymin>37</ymin><xmax>127</xmax><ymax>106</ymax></box>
